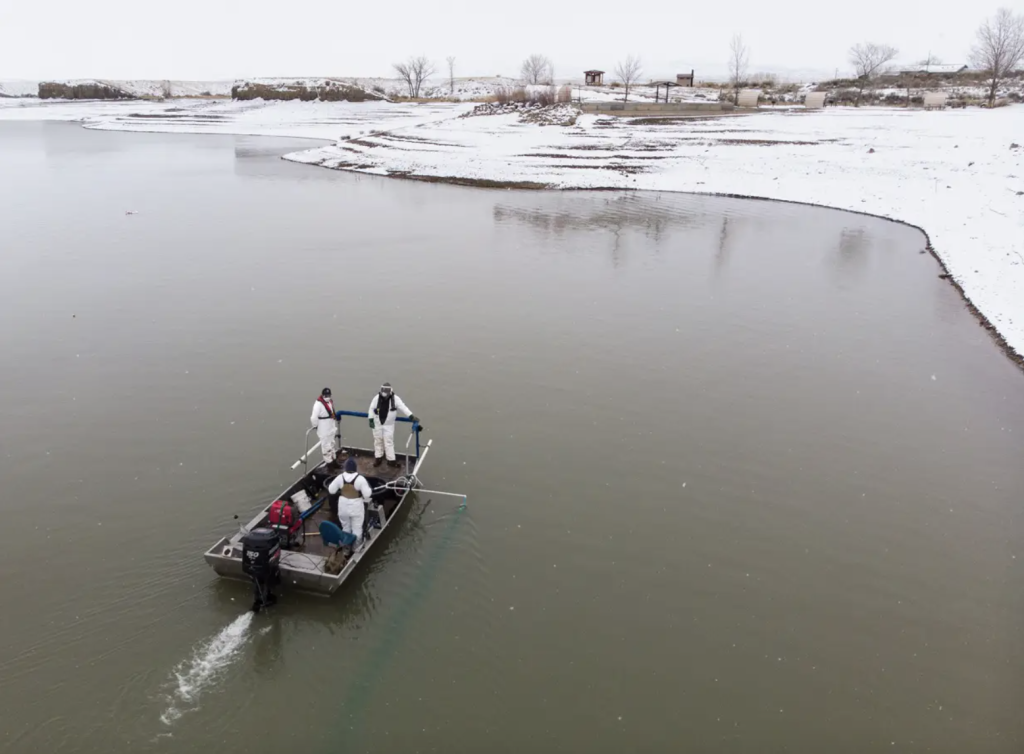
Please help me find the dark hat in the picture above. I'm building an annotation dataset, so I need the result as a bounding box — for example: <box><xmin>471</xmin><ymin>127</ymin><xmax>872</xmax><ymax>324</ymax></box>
<box><xmin>322</xmin><ymin>387</ymin><xmax>332</xmax><ymax>397</ymax></box>
<box><xmin>344</xmin><ymin>456</ymin><xmax>358</xmax><ymax>473</ymax></box>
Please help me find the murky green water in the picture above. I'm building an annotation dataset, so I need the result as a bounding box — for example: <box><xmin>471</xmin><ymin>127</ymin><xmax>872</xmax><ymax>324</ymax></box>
<box><xmin>1</xmin><ymin>121</ymin><xmax>1022</xmax><ymax>754</ymax></box>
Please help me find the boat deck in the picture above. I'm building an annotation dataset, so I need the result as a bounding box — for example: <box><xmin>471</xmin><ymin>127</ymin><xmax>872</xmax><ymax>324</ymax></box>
<box><xmin>204</xmin><ymin>428</ymin><xmax>430</xmax><ymax>595</ymax></box>
<box><xmin>275</xmin><ymin>449</ymin><xmax>409</xmax><ymax>559</ymax></box>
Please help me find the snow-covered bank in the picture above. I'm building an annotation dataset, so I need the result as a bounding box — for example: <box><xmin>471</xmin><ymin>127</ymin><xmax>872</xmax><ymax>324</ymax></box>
<box><xmin>39</xmin><ymin>79</ymin><xmax>231</xmax><ymax>98</ymax></box>
<box><xmin>1</xmin><ymin>79</ymin><xmax>232</xmax><ymax>99</ymax></box>
<box><xmin>0</xmin><ymin>98</ymin><xmax>472</xmax><ymax>139</ymax></box>
<box><xmin>0</xmin><ymin>79</ymin><xmax>37</xmax><ymax>98</ymax></box>
<box><xmin>0</xmin><ymin>98</ymin><xmax>1021</xmax><ymax>363</ymax></box>
<box><xmin>285</xmin><ymin>104</ymin><xmax>1024</xmax><ymax>363</ymax></box>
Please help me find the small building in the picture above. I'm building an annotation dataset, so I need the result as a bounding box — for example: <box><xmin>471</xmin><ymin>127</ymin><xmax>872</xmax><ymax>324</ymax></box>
<box><xmin>676</xmin><ymin>70</ymin><xmax>695</xmax><ymax>87</ymax></box>
<box><xmin>584</xmin><ymin>70</ymin><xmax>605</xmax><ymax>86</ymax></box>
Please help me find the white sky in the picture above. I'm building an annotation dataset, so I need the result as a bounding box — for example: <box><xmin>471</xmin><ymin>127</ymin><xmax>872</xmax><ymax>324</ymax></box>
<box><xmin>0</xmin><ymin>0</ymin><xmax>994</xmax><ymax>81</ymax></box>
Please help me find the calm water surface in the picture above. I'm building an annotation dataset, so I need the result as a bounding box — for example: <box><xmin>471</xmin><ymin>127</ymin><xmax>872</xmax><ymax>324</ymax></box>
<box><xmin>1</xmin><ymin>122</ymin><xmax>1022</xmax><ymax>754</ymax></box>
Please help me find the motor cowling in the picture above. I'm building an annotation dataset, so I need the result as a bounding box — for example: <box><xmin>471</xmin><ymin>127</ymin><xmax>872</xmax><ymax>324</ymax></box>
<box><xmin>241</xmin><ymin>527</ymin><xmax>281</xmax><ymax>580</ymax></box>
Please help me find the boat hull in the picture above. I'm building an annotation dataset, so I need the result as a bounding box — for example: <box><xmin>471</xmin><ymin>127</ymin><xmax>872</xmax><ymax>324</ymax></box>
<box><xmin>204</xmin><ymin>447</ymin><xmax>420</xmax><ymax>596</ymax></box>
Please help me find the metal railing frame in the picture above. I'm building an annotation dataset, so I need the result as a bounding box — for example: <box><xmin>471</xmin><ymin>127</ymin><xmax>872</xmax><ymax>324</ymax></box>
<box><xmin>301</xmin><ymin>411</ymin><xmax>423</xmax><ymax>475</ymax></box>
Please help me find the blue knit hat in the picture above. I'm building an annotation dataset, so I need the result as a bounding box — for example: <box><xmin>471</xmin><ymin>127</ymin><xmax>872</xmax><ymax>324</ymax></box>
<box><xmin>344</xmin><ymin>456</ymin><xmax>358</xmax><ymax>473</ymax></box>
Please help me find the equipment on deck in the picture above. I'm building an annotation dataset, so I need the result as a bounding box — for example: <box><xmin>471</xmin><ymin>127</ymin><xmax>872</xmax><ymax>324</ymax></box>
<box><xmin>268</xmin><ymin>499</ymin><xmax>302</xmax><ymax>547</ymax></box>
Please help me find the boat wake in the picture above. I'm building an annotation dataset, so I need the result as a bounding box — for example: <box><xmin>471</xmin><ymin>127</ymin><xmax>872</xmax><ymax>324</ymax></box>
<box><xmin>159</xmin><ymin>612</ymin><xmax>256</xmax><ymax>727</ymax></box>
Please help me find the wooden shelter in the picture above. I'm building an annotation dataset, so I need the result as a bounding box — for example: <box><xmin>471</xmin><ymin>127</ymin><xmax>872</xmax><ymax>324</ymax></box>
<box><xmin>676</xmin><ymin>70</ymin><xmax>695</xmax><ymax>87</ymax></box>
<box><xmin>584</xmin><ymin>70</ymin><xmax>605</xmax><ymax>86</ymax></box>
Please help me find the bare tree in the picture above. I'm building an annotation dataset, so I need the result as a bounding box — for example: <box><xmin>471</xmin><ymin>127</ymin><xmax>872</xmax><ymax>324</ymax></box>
<box><xmin>446</xmin><ymin>56</ymin><xmax>456</xmax><ymax>96</ymax></box>
<box><xmin>970</xmin><ymin>8</ymin><xmax>1024</xmax><ymax>107</ymax></box>
<box><xmin>728</xmin><ymin>34</ymin><xmax>750</xmax><ymax>104</ymax></box>
<box><xmin>521</xmin><ymin>54</ymin><xmax>554</xmax><ymax>85</ymax></box>
<box><xmin>848</xmin><ymin>42</ymin><xmax>898</xmax><ymax>105</ymax></box>
<box><xmin>393</xmin><ymin>55</ymin><xmax>435</xmax><ymax>98</ymax></box>
<box><xmin>614</xmin><ymin>55</ymin><xmax>643</xmax><ymax>102</ymax></box>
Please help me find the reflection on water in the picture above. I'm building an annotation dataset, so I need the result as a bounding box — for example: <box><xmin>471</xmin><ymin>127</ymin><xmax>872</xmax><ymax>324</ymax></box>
<box><xmin>835</xmin><ymin>226</ymin><xmax>870</xmax><ymax>283</ymax></box>
<box><xmin>714</xmin><ymin>215</ymin><xmax>732</xmax><ymax>278</ymax></box>
<box><xmin>494</xmin><ymin>192</ymin><xmax>704</xmax><ymax>239</ymax></box>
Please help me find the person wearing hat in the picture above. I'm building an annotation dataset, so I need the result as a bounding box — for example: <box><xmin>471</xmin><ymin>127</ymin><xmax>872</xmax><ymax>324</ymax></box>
<box><xmin>368</xmin><ymin>382</ymin><xmax>422</xmax><ymax>468</ymax></box>
<box><xmin>310</xmin><ymin>387</ymin><xmax>339</xmax><ymax>468</ymax></box>
<box><xmin>327</xmin><ymin>456</ymin><xmax>373</xmax><ymax>549</ymax></box>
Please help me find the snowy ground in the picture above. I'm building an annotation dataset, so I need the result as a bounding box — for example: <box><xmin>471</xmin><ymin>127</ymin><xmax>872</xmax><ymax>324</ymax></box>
<box><xmin>1</xmin><ymin>98</ymin><xmax>1021</xmax><ymax>361</ymax></box>
<box><xmin>234</xmin><ymin>76</ymin><xmax>724</xmax><ymax>103</ymax></box>
<box><xmin>0</xmin><ymin>79</ymin><xmax>38</xmax><ymax>98</ymax></box>
<box><xmin>0</xmin><ymin>98</ymin><xmax>472</xmax><ymax>139</ymax></box>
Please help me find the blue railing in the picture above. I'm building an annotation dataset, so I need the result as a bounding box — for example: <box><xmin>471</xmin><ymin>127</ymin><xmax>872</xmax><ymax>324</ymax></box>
<box><xmin>334</xmin><ymin>410</ymin><xmax>423</xmax><ymax>459</ymax></box>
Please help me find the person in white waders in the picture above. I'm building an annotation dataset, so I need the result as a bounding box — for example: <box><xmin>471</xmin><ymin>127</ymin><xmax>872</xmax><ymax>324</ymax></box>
<box><xmin>368</xmin><ymin>382</ymin><xmax>421</xmax><ymax>468</ymax></box>
<box><xmin>311</xmin><ymin>387</ymin><xmax>339</xmax><ymax>470</ymax></box>
<box><xmin>327</xmin><ymin>456</ymin><xmax>373</xmax><ymax>552</ymax></box>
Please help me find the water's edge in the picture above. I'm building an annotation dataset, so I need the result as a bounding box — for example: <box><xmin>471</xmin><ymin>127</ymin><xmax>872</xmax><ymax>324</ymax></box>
<box><xmin>286</xmin><ymin>154</ymin><xmax>1024</xmax><ymax>371</ymax></box>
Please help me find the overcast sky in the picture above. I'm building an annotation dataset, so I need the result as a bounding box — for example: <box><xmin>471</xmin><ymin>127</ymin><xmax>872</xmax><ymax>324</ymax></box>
<box><xmin>0</xmin><ymin>0</ymin><xmax>996</xmax><ymax>81</ymax></box>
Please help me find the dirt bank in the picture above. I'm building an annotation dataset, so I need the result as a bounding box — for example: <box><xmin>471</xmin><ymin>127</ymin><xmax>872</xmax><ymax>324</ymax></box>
<box><xmin>232</xmin><ymin>80</ymin><xmax>386</xmax><ymax>102</ymax></box>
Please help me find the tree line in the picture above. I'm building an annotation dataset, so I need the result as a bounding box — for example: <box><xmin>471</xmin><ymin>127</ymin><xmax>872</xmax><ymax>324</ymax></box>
<box><xmin>732</xmin><ymin>7</ymin><xmax>1022</xmax><ymax>107</ymax></box>
<box><xmin>391</xmin><ymin>8</ymin><xmax>1021</xmax><ymax>107</ymax></box>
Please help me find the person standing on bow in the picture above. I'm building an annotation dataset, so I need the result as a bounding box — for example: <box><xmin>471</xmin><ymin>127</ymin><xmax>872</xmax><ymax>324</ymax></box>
<box><xmin>327</xmin><ymin>456</ymin><xmax>373</xmax><ymax>550</ymax></box>
<box><xmin>368</xmin><ymin>382</ymin><xmax>422</xmax><ymax>468</ymax></box>
<box><xmin>311</xmin><ymin>387</ymin><xmax>339</xmax><ymax>469</ymax></box>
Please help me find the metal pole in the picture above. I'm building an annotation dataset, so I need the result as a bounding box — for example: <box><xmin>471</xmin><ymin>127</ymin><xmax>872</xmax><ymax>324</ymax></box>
<box><xmin>396</xmin><ymin>488</ymin><xmax>467</xmax><ymax>500</ymax></box>
<box><xmin>293</xmin><ymin>427</ymin><xmax>321</xmax><ymax>470</ymax></box>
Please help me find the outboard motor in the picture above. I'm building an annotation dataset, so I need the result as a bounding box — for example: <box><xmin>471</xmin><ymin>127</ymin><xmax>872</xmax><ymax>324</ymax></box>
<box><xmin>241</xmin><ymin>527</ymin><xmax>280</xmax><ymax>613</ymax></box>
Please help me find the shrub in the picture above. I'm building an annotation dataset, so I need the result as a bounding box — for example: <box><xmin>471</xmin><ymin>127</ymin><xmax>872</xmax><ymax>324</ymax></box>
<box><xmin>533</xmin><ymin>86</ymin><xmax>557</xmax><ymax>106</ymax></box>
<box><xmin>557</xmin><ymin>84</ymin><xmax>572</xmax><ymax>103</ymax></box>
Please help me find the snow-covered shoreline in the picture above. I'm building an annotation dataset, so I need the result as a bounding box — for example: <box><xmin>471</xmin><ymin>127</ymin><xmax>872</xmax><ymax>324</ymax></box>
<box><xmin>285</xmin><ymin>104</ymin><xmax>1024</xmax><ymax>365</ymax></box>
<box><xmin>1</xmin><ymin>98</ymin><xmax>1021</xmax><ymax>364</ymax></box>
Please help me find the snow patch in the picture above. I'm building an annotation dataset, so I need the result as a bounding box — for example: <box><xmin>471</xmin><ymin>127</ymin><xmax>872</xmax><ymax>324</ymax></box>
<box><xmin>0</xmin><ymin>80</ymin><xmax>37</xmax><ymax>98</ymax></box>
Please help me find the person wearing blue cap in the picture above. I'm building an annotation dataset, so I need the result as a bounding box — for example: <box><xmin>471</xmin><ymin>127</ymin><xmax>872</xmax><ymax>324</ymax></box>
<box><xmin>327</xmin><ymin>456</ymin><xmax>373</xmax><ymax>549</ymax></box>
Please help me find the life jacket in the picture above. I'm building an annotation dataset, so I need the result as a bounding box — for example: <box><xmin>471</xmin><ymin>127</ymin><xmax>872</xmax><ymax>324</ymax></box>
<box><xmin>269</xmin><ymin>499</ymin><xmax>301</xmax><ymax>533</ymax></box>
<box><xmin>373</xmin><ymin>393</ymin><xmax>396</xmax><ymax>424</ymax></box>
<box><xmin>316</xmin><ymin>396</ymin><xmax>335</xmax><ymax>421</ymax></box>
<box><xmin>339</xmin><ymin>472</ymin><xmax>365</xmax><ymax>500</ymax></box>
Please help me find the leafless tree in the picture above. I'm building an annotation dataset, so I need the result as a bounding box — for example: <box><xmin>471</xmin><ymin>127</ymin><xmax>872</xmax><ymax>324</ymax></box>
<box><xmin>614</xmin><ymin>55</ymin><xmax>643</xmax><ymax>102</ymax></box>
<box><xmin>848</xmin><ymin>42</ymin><xmax>898</xmax><ymax>105</ymax></box>
<box><xmin>520</xmin><ymin>54</ymin><xmax>554</xmax><ymax>85</ymax></box>
<box><xmin>728</xmin><ymin>34</ymin><xmax>749</xmax><ymax>104</ymax></box>
<box><xmin>393</xmin><ymin>55</ymin><xmax>435</xmax><ymax>98</ymax></box>
<box><xmin>970</xmin><ymin>8</ymin><xmax>1024</xmax><ymax>107</ymax></box>
<box><xmin>446</xmin><ymin>56</ymin><xmax>456</xmax><ymax>96</ymax></box>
